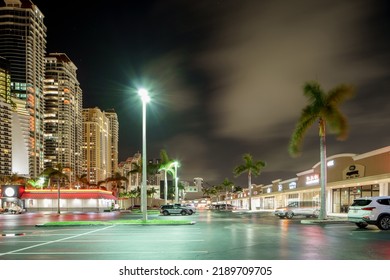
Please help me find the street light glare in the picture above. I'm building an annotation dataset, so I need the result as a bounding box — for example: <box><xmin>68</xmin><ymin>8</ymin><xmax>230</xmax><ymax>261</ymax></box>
<box><xmin>138</xmin><ymin>88</ymin><xmax>150</xmax><ymax>103</ymax></box>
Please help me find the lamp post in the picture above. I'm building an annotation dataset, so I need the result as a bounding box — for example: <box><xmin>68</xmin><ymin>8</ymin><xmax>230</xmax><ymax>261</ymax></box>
<box><xmin>138</xmin><ymin>88</ymin><xmax>150</xmax><ymax>221</ymax></box>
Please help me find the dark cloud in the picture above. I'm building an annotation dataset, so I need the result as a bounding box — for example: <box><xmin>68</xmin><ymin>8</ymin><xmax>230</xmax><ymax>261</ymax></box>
<box><xmin>150</xmin><ymin>0</ymin><xmax>389</xmax><ymax>185</ymax></box>
<box><xmin>33</xmin><ymin>0</ymin><xmax>390</xmax><ymax>186</ymax></box>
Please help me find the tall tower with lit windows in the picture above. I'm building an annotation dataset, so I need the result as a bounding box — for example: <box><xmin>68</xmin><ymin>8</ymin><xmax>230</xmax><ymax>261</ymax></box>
<box><xmin>104</xmin><ymin>109</ymin><xmax>119</xmax><ymax>177</ymax></box>
<box><xmin>0</xmin><ymin>57</ymin><xmax>12</xmax><ymax>175</ymax></box>
<box><xmin>82</xmin><ymin>108</ymin><xmax>111</xmax><ymax>185</ymax></box>
<box><xmin>44</xmin><ymin>53</ymin><xmax>83</xmax><ymax>183</ymax></box>
<box><xmin>0</xmin><ymin>0</ymin><xmax>47</xmax><ymax>177</ymax></box>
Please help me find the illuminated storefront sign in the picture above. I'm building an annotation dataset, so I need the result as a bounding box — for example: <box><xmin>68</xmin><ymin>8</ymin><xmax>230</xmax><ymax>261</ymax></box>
<box><xmin>289</xmin><ymin>182</ymin><xmax>297</xmax><ymax>189</ymax></box>
<box><xmin>306</xmin><ymin>174</ymin><xmax>319</xmax><ymax>185</ymax></box>
<box><xmin>343</xmin><ymin>164</ymin><xmax>365</xmax><ymax>180</ymax></box>
<box><xmin>4</xmin><ymin>187</ymin><xmax>15</xmax><ymax>197</ymax></box>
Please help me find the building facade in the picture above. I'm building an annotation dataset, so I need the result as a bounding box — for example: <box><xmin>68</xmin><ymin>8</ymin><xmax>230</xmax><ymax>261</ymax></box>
<box><xmin>82</xmin><ymin>107</ymin><xmax>111</xmax><ymax>185</ymax></box>
<box><xmin>43</xmin><ymin>53</ymin><xmax>83</xmax><ymax>183</ymax></box>
<box><xmin>104</xmin><ymin>109</ymin><xmax>119</xmax><ymax>177</ymax></box>
<box><xmin>0</xmin><ymin>57</ymin><xmax>12</xmax><ymax>176</ymax></box>
<box><xmin>0</xmin><ymin>101</ymin><xmax>12</xmax><ymax>176</ymax></box>
<box><xmin>11</xmin><ymin>97</ymin><xmax>29</xmax><ymax>175</ymax></box>
<box><xmin>0</xmin><ymin>0</ymin><xmax>47</xmax><ymax>177</ymax></box>
<box><xmin>118</xmin><ymin>152</ymin><xmax>141</xmax><ymax>191</ymax></box>
<box><xmin>228</xmin><ymin>146</ymin><xmax>390</xmax><ymax>214</ymax></box>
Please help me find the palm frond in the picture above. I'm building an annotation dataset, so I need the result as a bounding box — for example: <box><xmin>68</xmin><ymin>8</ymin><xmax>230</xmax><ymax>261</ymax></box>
<box><xmin>327</xmin><ymin>84</ymin><xmax>355</xmax><ymax>105</ymax></box>
<box><xmin>324</xmin><ymin>108</ymin><xmax>349</xmax><ymax>140</ymax></box>
<box><xmin>160</xmin><ymin>149</ymin><xmax>170</xmax><ymax>164</ymax></box>
<box><xmin>233</xmin><ymin>165</ymin><xmax>246</xmax><ymax>177</ymax></box>
<box><xmin>289</xmin><ymin>114</ymin><xmax>317</xmax><ymax>156</ymax></box>
<box><xmin>303</xmin><ymin>81</ymin><xmax>325</xmax><ymax>106</ymax></box>
<box><xmin>252</xmin><ymin>160</ymin><xmax>266</xmax><ymax>176</ymax></box>
<box><xmin>233</xmin><ymin>153</ymin><xmax>266</xmax><ymax>177</ymax></box>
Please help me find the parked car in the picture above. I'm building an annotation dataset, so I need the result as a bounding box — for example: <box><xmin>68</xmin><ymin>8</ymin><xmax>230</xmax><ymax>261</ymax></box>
<box><xmin>6</xmin><ymin>205</ymin><xmax>23</xmax><ymax>214</ymax></box>
<box><xmin>274</xmin><ymin>201</ymin><xmax>319</xmax><ymax>219</ymax></box>
<box><xmin>347</xmin><ymin>196</ymin><xmax>390</xmax><ymax>230</ymax></box>
<box><xmin>160</xmin><ymin>204</ymin><xmax>192</xmax><ymax>216</ymax></box>
<box><xmin>174</xmin><ymin>203</ymin><xmax>196</xmax><ymax>214</ymax></box>
<box><xmin>218</xmin><ymin>204</ymin><xmax>236</xmax><ymax>210</ymax></box>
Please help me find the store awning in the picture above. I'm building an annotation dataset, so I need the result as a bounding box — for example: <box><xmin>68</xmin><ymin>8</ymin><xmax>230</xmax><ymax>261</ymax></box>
<box><xmin>21</xmin><ymin>192</ymin><xmax>117</xmax><ymax>200</ymax></box>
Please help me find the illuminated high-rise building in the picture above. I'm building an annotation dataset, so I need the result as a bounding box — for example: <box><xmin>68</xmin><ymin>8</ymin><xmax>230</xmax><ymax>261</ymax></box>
<box><xmin>82</xmin><ymin>108</ymin><xmax>110</xmax><ymax>184</ymax></box>
<box><xmin>0</xmin><ymin>57</ymin><xmax>12</xmax><ymax>175</ymax></box>
<box><xmin>104</xmin><ymin>109</ymin><xmax>119</xmax><ymax>176</ymax></box>
<box><xmin>0</xmin><ymin>0</ymin><xmax>47</xmax><ymax>177</ymax></box>
<box><xmin>44</xmin><ymin>53</ymin><xmax>83</xmax><ymax>183</ymax></box>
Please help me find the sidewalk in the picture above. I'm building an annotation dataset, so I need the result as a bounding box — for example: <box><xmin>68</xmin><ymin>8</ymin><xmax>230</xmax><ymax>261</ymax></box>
<box><xmin>301</xmin><ymin>213</ymin><xmax>348</xmax><ymax>224</ymax></box>
<box><xmin>232</xmin><ymin>209</ymin><xmax>349</xmax><ymax>224</ymax></box>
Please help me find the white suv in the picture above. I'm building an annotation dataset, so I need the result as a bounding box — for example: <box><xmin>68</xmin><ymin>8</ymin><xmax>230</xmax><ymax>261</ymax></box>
<box><xmin>174</xmin><ymin>203</ymin><xmax>196</xmax><ymax>214</ymax></box>
<box><xmin>160</xmin><ymin>205</ymin><xmax>192</xmax><ymax>216</ymax></box>
<box><xmin>274</xmin><ymin>201</ymin><xmax>319</xmax><ymax>219</ymax></box>
<box><xmin>347</xmin><ymin>196</ymin><xmax>390</xmax><ymax>230</ymax></box>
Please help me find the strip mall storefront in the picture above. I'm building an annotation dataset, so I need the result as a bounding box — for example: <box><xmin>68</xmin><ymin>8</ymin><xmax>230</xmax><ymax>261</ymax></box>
<box><xmin>231</xmin><ymin>146</ymin><xmax>390</xmax><ymax>213</ymax></box>
<box><xmin>1</xmin><ymin>186</ymin><xmax>117</xmax><ymax>213</ymax></box>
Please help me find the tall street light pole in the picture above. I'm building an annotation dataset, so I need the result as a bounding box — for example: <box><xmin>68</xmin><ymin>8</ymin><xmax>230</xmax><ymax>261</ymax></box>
<box><xmin>138</xmin><ymin>88</ymin><xmax>150</xmax><ymax>221</ymax></box>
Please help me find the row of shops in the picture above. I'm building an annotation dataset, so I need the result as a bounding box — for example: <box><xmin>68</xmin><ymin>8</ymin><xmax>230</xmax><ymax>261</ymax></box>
<box><xmin>227</xmin><ymin>146</ymin><xmax>390</xmax><ymax>214</ymax></box>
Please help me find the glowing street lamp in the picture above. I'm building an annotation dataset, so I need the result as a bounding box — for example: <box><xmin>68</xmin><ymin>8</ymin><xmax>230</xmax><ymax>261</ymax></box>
<box><xmin>138</xmin><ymin>88</ymin><xmax>150</xmax><ymax>221</ymax></box>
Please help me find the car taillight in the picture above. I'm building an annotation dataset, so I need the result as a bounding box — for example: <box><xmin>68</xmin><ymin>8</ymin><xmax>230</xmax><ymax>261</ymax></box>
<box><xmin>361</xmin><ymin>207</ymin><xmax>376</xmax><ymax>211</ymax></box>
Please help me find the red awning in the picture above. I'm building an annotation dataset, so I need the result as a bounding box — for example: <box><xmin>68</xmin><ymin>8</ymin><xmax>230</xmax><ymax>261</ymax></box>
<box><xmin>21</xmin><ymin>192</ymin><xmax>117</xmax><ymax>200</ymax></box>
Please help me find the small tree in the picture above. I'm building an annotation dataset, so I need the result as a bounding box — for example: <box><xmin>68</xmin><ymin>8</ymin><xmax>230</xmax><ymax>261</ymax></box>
<box><xmin>233</xmin><ymin>153</ymin><xmax>266</xmax><ymax>211</ymax></box>
<box><xmin>220</xmin><ymin>178</ymin><xmax>234</xmax><ymax>209</ymax></box>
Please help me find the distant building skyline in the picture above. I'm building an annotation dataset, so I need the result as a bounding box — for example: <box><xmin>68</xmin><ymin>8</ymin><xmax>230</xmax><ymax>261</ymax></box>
<box><xmin>0</xmin><ymin>1</ymin><xmax>121</xmax><ymax>184</ymax></box>
<box><xmin>0</xmin><ymin>0</ymin><xmax>47</xmax><ymax>177</ymax></box>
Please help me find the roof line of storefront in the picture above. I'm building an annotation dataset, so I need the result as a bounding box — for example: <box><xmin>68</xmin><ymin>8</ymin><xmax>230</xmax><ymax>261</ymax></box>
<box><xmin>327</xmin><ymin>173</ymin><xmax>390</xmax><ymax>188</ymax></box>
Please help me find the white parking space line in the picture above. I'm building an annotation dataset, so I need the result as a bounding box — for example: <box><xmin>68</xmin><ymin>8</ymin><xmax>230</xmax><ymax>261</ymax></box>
<box><xmin>0</xmin><ymin>225</ymin><xmax>115</xmax><ymax>257</ymax></box>
<box><xmin>10</xmin><ymin>250</ymin><xmax>209</xmax><ymax>255</ymax></box>
<box><xmin>0</xmin><ymin>239</ymin><xmax>205</xmax><ymax>243</ymax></box>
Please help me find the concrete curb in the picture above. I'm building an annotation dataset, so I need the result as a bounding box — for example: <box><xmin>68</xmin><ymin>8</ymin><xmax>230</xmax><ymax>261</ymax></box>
<box><xmin>301</xmin><ymin>219</ymin><xmax>349</xmax><ymax>224</ymax></box>
<box><xmin>1</xmin><ymin>232</ymin><xmax>26</xmax><ymax>236</ymax></box>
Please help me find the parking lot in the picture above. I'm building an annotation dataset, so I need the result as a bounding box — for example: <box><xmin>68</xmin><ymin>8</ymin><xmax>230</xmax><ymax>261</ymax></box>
<box><xmin>0</xmin><ymin>210</ymin><xmax>389</xmax><ymax>260</ymax></box>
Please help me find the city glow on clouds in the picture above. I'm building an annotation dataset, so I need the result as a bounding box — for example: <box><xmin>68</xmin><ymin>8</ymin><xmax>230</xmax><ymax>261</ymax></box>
<box><xmin>34</xmin><ymin>0</ymin><xmax>390</xmax><ymax>186</ymax></box>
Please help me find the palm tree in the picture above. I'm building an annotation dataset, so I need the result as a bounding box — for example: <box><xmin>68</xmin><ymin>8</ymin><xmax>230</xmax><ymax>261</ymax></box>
<box><xmin>106</xmin><ymin>172</ymin><xmax>128</xmax><ymax>197</ymax></box>
<box><xmin>220</xmin><ymin>178</ymin><xmax>234</xmax><ymax>209</ymax></box>
<box><xmin>202</xmin><ymin>186</ymin><xmax>214</xmax><ymax>199</ymax></box>
<box><xmin>75</xmin><ymin>174</ymin><xmax>90</xmax><ymax>189</ymax></box>
<box><xmin>0</xmin><ymin>173</ymin><xmax>26</xmax><ymax>185</ymax></box>
<box><xmin>233</xmin><ymin>153</ymin><xmax>266</xmax><ymax>211</ymax></box>
<box><xmin>213</xmin><ymin>184</ymin><xmax>224</xmax><ymax>205</ymax></box>
<box><xmin>128</xmin><ymin>188</ymin><xmax>140</xmax><ymax>208</ymax></box>
<box><xmin>289</xmin><ymin>81</ymin><xmax>355</xmax><ymax>219</ymax></box>
<box><xmin>128</xmin><ymin>162</ymin><xmax>142</xmax><ymax>189</ymax></box>
<box><xmin>25</xmin><ymin>178</ymin><xmax>38</xmax><ymax>189</ymax></box>
<box><xmin>202</xmin><ymin>185</ymin><xmax>218</xmax><ymax>207</ymax></box>
<box><xmin>158</xmin><ymin>149</ymin><xmax>174</xmax><ymax>204</ymax></box>
<box><xmin>147</xmin><ymin>187</ymin><xmax>158</xmax><ymax>207</ymax></box>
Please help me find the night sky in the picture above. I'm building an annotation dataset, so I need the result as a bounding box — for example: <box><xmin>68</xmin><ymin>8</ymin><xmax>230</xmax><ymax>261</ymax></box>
<box><xmin>32</xmin><ymin>0</ymin><xmax>390</xmax><ymax>187</ymax></box>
